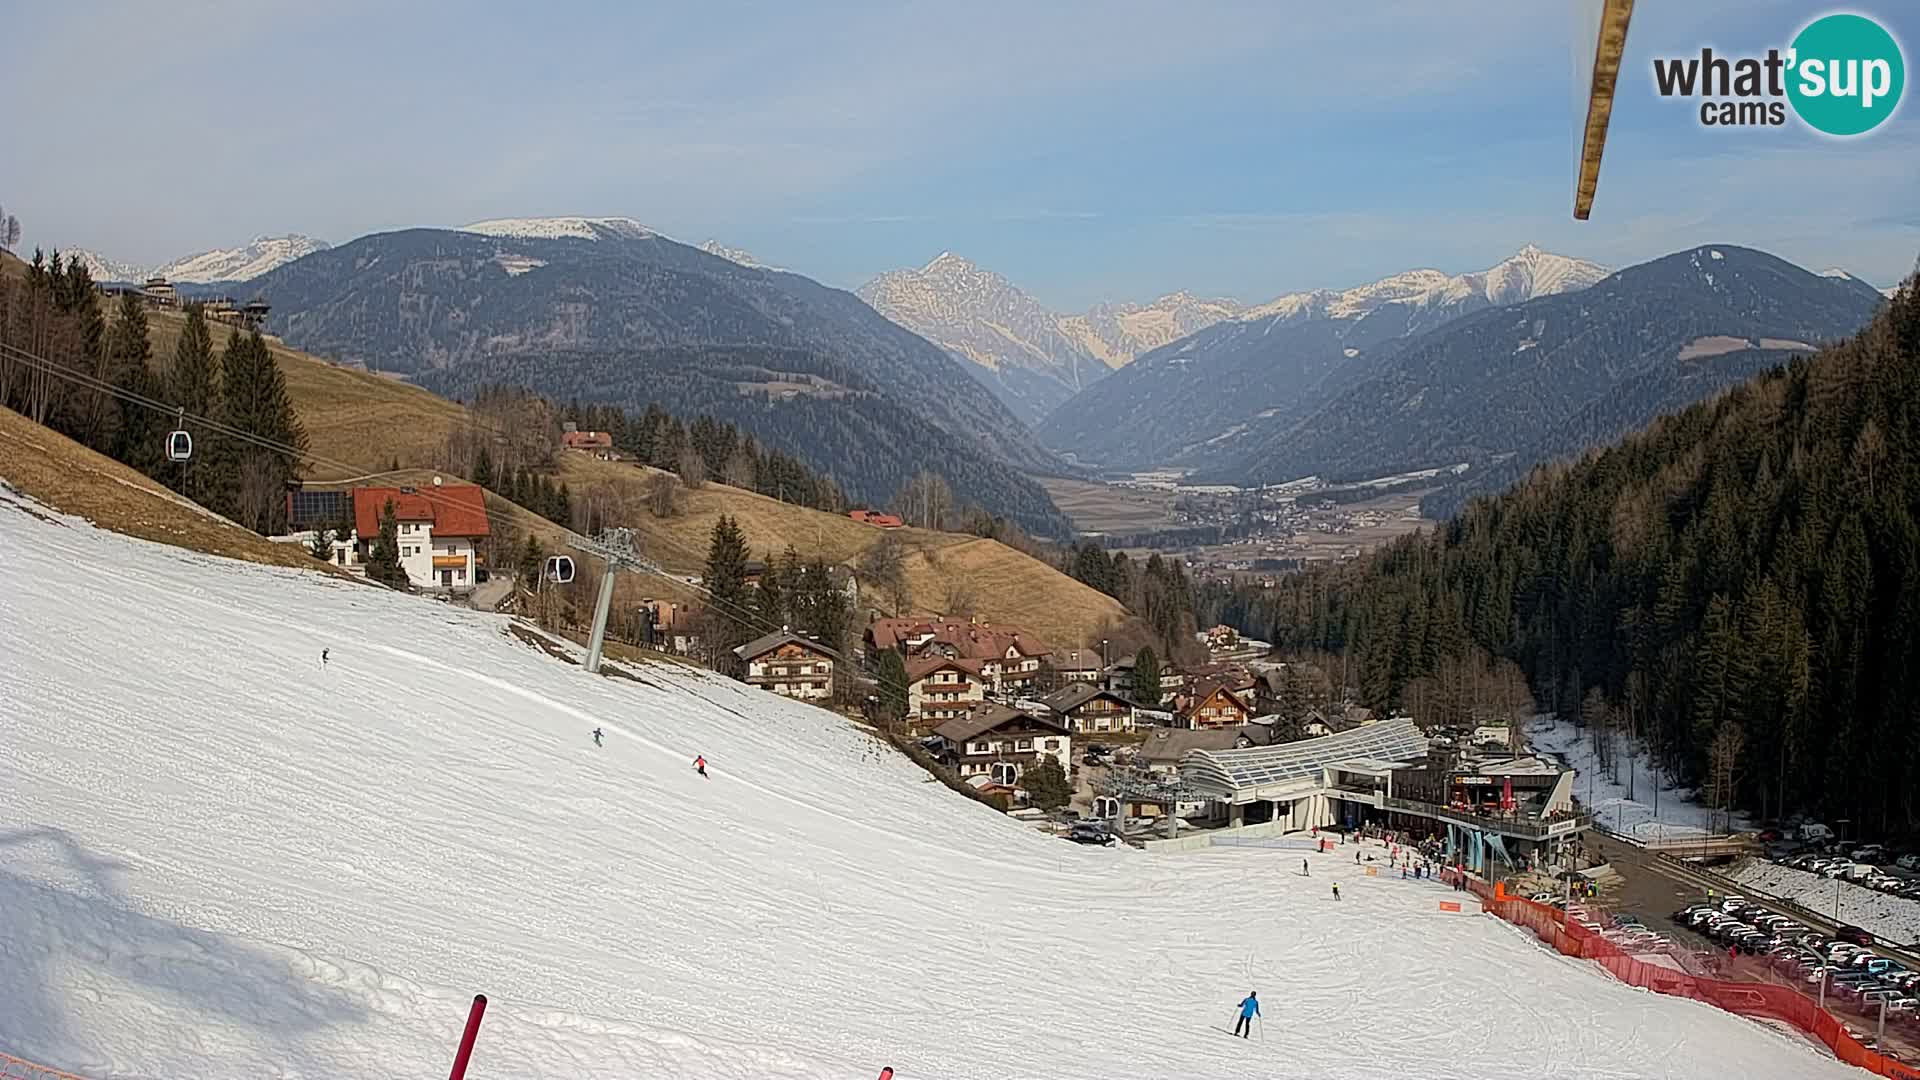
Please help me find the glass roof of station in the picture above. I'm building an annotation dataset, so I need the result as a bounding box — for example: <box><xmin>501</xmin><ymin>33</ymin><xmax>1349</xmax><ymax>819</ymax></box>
<box><xmin>1182</xmin><ymin>718</ymin><xmax>1428</xmax><ymax>794</ymax></box>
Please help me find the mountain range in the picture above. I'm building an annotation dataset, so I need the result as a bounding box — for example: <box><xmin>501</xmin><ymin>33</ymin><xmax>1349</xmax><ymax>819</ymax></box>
<box><xmin>857</xmin><ymin>253</ymin><xmax>1239</xmax><ymax>424</ymax></box>
<box><xmin>62</xmin><ymin>235</ymin><xmax>330</xmax><ymax>285</ymax></box>
<box><xmin>1208</xmin><ymin>245</ymin><xmax>1888</xmax><ymax>512</ymax></box>
<box><xmin>238</xmin><ymin>218</ymin><xmax>1074</xmax><ymax>535</ymax></box>
<box><xmin>1038</xmin><ymin>245</ymin><xmax>1611</xmax><ymax>471</ymax></box>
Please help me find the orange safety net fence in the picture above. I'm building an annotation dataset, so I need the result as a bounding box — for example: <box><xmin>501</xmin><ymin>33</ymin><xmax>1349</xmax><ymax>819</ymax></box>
<box><xmin>1475</xmin><ymin>882</ymin><xmax>1920</xmax><ymax>1079</ymax></box>
<box><xmin>1</xmin><ymin>1052</ymin><xmax>93</xmax><ymax>1080</ymax></box>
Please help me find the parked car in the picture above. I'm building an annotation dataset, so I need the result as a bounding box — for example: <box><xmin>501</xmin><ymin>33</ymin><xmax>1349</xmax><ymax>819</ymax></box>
<box><xmin>1856</xmin><ymin>844</ymin><xmax>1888</xmax><ymax>864</ymax></box>
<box><xmin>1066</xmin><ymin>822</ymin><xmax>1114</xmax><ymax>845</ymax></box>
<box><xmin>1838</xmin><ymin>924</ymin><xmax>1877</xmax><ymax>946</ymax></box>
<box><xmin>1897</xmin><ymin>854</ymin><xmax>1920</xmax><ymax>871</ymax></box>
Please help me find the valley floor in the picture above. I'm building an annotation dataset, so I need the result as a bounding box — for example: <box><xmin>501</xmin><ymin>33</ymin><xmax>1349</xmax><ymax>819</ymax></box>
<box><xmin>0</xmin><ymin>486</ymin><xmax>1860</xmax><ymax>1079</ymax></box>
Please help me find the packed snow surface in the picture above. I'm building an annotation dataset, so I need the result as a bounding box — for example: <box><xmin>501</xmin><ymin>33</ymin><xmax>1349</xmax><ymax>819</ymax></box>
<box><xmin>0</xmin><ymin>494</ymin><xmax>1856</xmax><ymax>1079</ymax></box>
<box><xmin>1530</xmin><ymin>717</ymin><xmax>1751</xmax><ymax>842</ymax></box>
<box><xmin>1725</xmin><ymin>860</ymin><xmax>1920</xmax><ymax>947</ymax></box>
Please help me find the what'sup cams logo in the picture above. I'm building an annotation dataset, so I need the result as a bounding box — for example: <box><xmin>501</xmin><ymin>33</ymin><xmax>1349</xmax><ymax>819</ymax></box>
<box><xmin>1653</xmin><ymin>12</ymin><xmax>1905</xmax><ymax>135</ymax></box>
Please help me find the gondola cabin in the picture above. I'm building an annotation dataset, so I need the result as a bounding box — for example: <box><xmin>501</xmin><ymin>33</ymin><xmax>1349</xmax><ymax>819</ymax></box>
<box><xmin>166</xmin><ymin>430</ymin><xmax>192</xmax><ymax>462</ymax></box>
<box><xmin>545</xmin><ymin>555</ymin><xmax>575</xmax><ymax>584</ymax></box>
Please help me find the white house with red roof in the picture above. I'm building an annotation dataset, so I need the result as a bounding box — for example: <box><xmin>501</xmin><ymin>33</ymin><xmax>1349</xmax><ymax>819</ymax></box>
<box><xmin>351</xmin><ymin>481</ymin><xmax>491</xmax><ymax>592</ymax></box>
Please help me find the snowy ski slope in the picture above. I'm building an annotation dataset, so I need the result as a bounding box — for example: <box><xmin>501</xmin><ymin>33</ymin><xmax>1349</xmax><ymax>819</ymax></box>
<box><xmin>0</xmin><ymin>491</ymin><xmax>1859</xmax><ymax>1080</ymax></box>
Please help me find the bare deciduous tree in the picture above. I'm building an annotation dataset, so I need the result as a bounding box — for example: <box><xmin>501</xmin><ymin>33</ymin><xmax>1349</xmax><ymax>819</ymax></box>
<box><xmin>648</xmin><ymin>471</ymin><xmax>685</xmax><ymax>518</ymax></box>
<box><xmin>1707</xmin><ymin>722</ymin><xmax>1747</xmax><ymax>836</ymax></box>
<box><xmin>676</xmin><ymin>446</ymin><xmax>707</xmax><ymax>490</ymax></box>
<box><xmin>858</xmin><ymin>533</ymin><xmax>910</xmax><ymax>613</ymax></box>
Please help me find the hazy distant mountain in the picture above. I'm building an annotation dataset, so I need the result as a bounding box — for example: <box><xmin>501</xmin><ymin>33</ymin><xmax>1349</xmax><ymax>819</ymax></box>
<box><xmin>1058</xmin><ymin>292</ymin><xmax>1244</xmax><ymax>369</ymax></box>
<box><xmin>243</xmin><ymin>221</ymin><xmax>1072</xmax><ymax>535</ymax></box>
<box><xmin>1212</xmin><ymin>245</ymin><xmax>1887</xmax><ymax>509</ymax></box>
<box><xmin>61</xmin><ymin>235</ymin><xmax>329</xmax><ymax>285</ymax></box>
<box><xmin>62</xmin><ymin>249</ymin><xmax>148</xmax><ymax>284</ymax></box>
<box><xmin>698</xmin><ymin>239</ymin><xmax>762</xmax><ymax>268</ymax></box>
<box><xmin>1041</xmin><ymin>245</ymin><xmax>1609</xmax><ymax>471</ymax></box>
<box><xmin>858</xmin><ymin>253</ymin><xmax>1240</xmax><ymax>424</ymax></box>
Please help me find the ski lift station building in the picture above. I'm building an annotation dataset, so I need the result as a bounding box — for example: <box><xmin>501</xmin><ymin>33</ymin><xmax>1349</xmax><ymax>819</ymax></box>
<box><xmin>1176</xmin><ymin>717</ymin><xmax>1591</xmax><ymax>872</ymax></box>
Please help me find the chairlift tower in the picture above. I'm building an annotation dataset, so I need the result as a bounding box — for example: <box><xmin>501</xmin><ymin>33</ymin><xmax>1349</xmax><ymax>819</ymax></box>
<box><xmin>1098</xmin><ymin>770</ymin><xmax>1215</xmax><ymax>841</ymax></box>
<box><xmin>574</xmin><ymin>527</ymin><xmax>652</xmax><ymax>675</ymax></box>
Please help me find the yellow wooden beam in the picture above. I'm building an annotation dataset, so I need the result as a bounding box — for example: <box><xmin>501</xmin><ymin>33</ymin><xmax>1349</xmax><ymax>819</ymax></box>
<box><xmin>1574</xmin><ymin>0</ymin><xmax>1636</xmax><ymax>220</ymax></box>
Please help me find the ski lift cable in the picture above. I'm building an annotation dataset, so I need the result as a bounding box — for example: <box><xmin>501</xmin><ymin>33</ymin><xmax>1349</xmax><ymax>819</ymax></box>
<box><xmin>3</xmin><ymin>342</ymin><xmax>933</xmax><ymax>701</ymax></box>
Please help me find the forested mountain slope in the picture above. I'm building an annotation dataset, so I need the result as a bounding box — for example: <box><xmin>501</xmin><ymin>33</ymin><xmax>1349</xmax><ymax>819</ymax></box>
<box><xmin>1218</xmin><ymin>246</ymin><xmax>1885</xmax><ymax>492</ymax></box>
<box><xmin>1211</xmin><ymin>275</ymin><xmax>1920</xmax><ymax>831</ymax></box>
<box><xmin>241</xmin><ymin>226</ymin><xmax>1069</xmax><ymax>533</ymax></box>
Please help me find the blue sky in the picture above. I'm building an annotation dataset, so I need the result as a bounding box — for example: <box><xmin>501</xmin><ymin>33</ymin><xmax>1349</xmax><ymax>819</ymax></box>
<box><xmin>6</xmin><ymin>0</ymin><xmax>1916</xmax><ymax>310</ymax></box>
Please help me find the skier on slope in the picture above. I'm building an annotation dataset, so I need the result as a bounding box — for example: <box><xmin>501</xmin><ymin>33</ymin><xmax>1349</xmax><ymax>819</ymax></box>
<box><xmin>1233</xmin><ymin>991</ymin><xmax>1260</xmax><ymax>1038</ymax></box>
<box><xmin>694</xmin><ymin>755</ymin><xmax>708</xmax><ymax>778</ymax></box>
<box><xmin>1332</xmin><ymin>881</ymin><xmax>1341</xmax><ymax>901</ymax></box>
<box><xmin>321</xmin><ymin>648</ymin><xmax>329</xmax><ymax>668</ymax></box>
<box><xmin>592</xmin><ymin>727</ymin><xmax>604</xmax><ymax>747</ymax></box>
<box><xmin>1302</xmin><ymin>858</ymin><xmax>1309</xmax><ymax>877</ymax></box>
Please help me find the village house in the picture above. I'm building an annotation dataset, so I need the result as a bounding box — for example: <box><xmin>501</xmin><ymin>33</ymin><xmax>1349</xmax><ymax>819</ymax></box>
<box><xmin>847</xmin><ymin>509</ymin><xmax>904</xmax><ymax>528</ymax></box>
<box><xmin>338</xmin><ymin>482</ymin><xmax>490</xmax><ymax>592</ymax></box>
<box><xmin>1134</xmin><ymin>724</ymin><xmax>1277</xmax><ymax>775</ymax></box>
<box><xmin>1050</xmin><ymin>648</ymin><xmax>1105</xmax><ymax>685</ymax></box>
<box><xmin>283</xmin><ymin>489</ymin><xmax>359</xmax><ymax>568</ymax></box>
<box><xmin>1178</xmin><ymin>680</ymin><xmax>1254</xmax><ymax>731</ymax></box>
<box><xmin>905</xmin><ymin>656</ymin><xmax>989</xmax><ymax>727</ymax></box>
<box><xmin>560</xmin><ymin>424</ymin><xmax>616</xmax><ymax>460</ymax></box>
<box><xmin>647</xmin><ymin>601</ymin><xmax>704</xmax><ymax>657</ymax></box>
<box><xmin>733</xmin><ymin>629</ymin><xmax>836</xmax><ymax>701</ymax></box>
<box><xmin>1040</xmin><ymin>682</ymin><xmax>1138</xmax><ymax>735</ymax></box>
<box><xmin>1101</xmin><ymin>655</ymin><xmax>1187</xmax><ymax>704</ymax></box>
<box><xmin>866</xmin><ymin>616</ymin><xmax>1050</xmax><ymax>696</ymax></box>
<box><xmin>928</xmin><ymin>703</ymin><xmax>1071</xmax><ymax>787</ymax></box>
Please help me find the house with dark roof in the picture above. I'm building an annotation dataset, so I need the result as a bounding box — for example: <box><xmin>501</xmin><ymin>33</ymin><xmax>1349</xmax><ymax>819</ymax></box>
<box><xmin>350</xmin><ymin>482</ymin><xmax>490</xmax><ymax>592</ymax></box>
<box><xmin>733</xmin><ymin>629</ymin><xmax>836</xmax><ymax>701</ymax></box>
<box><xmin>905</xmin><ymin>655</ymin><xmax>989</xmax><ymax>728</ymax></box>
<box><xmin>1133</xmin><ymin>725</ymin><xmax>1276</xmax><ymax>774</ymax></box>
<box><xmin>1040</xmin><ymin>683</ymin><xmax>1138</xmax><ymax>735</ymax></box>
<box><xmin>928</xmin><ymin>704</ymin><xmax>1071</xmax><ymax>786</ymax></box>
<box><xmin>1050</xmin><ymin>648</ymin><xmax>1105</xmax><ymax>684</ymax></box>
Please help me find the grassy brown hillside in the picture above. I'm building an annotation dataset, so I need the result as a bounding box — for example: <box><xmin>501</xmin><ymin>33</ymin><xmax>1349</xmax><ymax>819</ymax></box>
<box><xmin>0</xmin><ymin>404</ymin><xmax>350</xmax><ymax>576</ymax></box>
<box><xmin>135</xmin><ymin>309</ymin><xmax>1133</xmax><ymax>648</ymax></box>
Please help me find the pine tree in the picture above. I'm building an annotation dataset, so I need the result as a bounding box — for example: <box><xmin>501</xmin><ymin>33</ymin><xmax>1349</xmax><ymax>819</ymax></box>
<box><xmin>753</xmin><ymin>548</ymin><xmax>787</xmax><ymax>629</ymax></box>
<box><xmin>473</xmin><ymin>445</ymin><xmax>495</xmax><ymax>490</ymax></box>
<box><xmin>703</xmin><ymin>515</ymin><xmax>752</xmax><ymax>664</ymax></box>
<box><xmin>1130</xmin><ymin>645</ymin><xmax>1161</xmax><ymax>705</ymax></box>
<box><xmin>364</xmin><ymin>501</ymin><xmax>409</xmax><ymax>588</ymax></box>
<box><xmin>309</xmin><ymin>527</ymin><xmax>335</xmax><ymax>561</ymax></box>
<box><xmin>105</xmin><ymin>291</ymin><xmax>165</xmax><ymax>475</ymax></box>
<box><xmin>166</xmin><ymin>304</ymin><xmax>219</xmax><ymax>501</ymax></box>
<box><xmin>1021</xmin><ymin>756</ymin><xmax>1072</xmax><ymax>811</ymax></box>
<box><xmin>875</xmin><ymin>648</ymin><xmax>909</xmax><ymax>723</ymax></box>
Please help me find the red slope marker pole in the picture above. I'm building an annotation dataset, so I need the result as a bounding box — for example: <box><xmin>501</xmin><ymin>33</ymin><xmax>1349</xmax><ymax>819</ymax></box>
<box><xmin>450</xmin><ymin>993</ymin><xmax>488</xmax><ymax>1080</ymax></box>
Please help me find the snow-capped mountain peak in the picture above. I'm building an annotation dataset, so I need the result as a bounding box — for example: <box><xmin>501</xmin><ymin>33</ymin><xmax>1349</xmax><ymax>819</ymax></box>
<box><xmin>459</xmin><ymin>216</ymin><xmax>654</xmax><ymax>242</ymax></box>
<box><xmin>60</xmin><ymin>249</ymin><xmax>149</xmax><ymax>284</ymax></box>
<box><xmin>698</xmin><ymin>239</ymin><xmax>760</xmax><ymax>268</ymax></box>
<box><xmin>52</xmin><ymin>235</ymin><xmax>329</xmax><ymax>285</ymax></box>
<box><xmin>159</xmin><ymin>235</ymin><xmax>330</xmax><ymax>284</ymax></box>
<box><xmin>1237</xmin><ymin>246</ymin><xmax>1607</xmax><ymax>327</ymax></box>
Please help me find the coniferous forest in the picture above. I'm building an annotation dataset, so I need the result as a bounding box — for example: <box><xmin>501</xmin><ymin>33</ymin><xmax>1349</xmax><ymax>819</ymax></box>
<box><xmin>0</xmin><ymin>251</ymin><xmax>306</xmax><ymax>534</ymax></box>
<box><xmin>1205</xmin><ymin>277</ymin><xmax>1920</xmax><ymax>832</ymax></box>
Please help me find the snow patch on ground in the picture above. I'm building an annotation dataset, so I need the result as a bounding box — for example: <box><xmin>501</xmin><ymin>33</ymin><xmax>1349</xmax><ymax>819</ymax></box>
<box><xmin>1529</xmin><ymin>717</ymin><xmax>1751</xmax><ymax>842</ymax></box>
<box><xmin>1725</xmin><ymin>860</ymin><xmax>1920</xmax><ymax>946</ymax></box>
<box><xmin>0</xmin><ymin>510</ymin><xmax>1857</xmax><ymax>1079</ymax></box>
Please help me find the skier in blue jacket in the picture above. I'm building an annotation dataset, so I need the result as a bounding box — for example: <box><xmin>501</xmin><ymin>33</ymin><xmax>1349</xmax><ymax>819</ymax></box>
<box><xmin>1233</xmin><ymin>991</ymin><xmax>1260</xmax><ymax>1038</ymax></box>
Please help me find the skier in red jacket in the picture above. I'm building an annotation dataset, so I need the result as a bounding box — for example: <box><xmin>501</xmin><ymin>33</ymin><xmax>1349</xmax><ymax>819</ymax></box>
<box><xmin>694</xmin><ymin>755</ymin><xmax>708</xmax><ymax>778</ymax></box>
